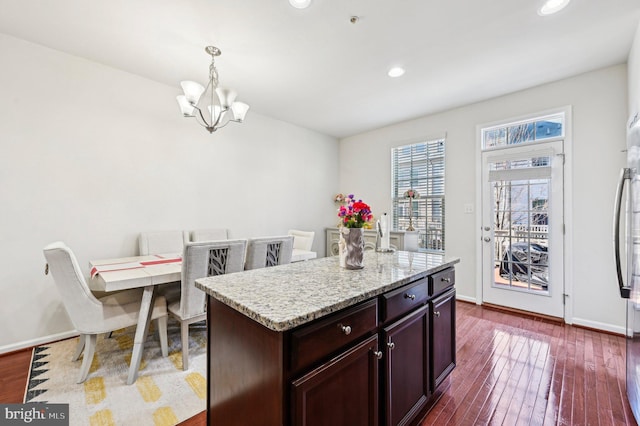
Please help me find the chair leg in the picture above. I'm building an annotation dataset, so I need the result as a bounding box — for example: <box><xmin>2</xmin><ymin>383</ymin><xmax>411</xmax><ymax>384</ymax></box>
<box><xmin>157</xmin><ymin>315</ymin><xmax>168</xmax><ymax>357</ymax></box>
<box><xmin>77</xmin><ymin>334</ymin><xmax>97</xmax><ymax>384</ymax></box>
<box><xmin>71</xmin><ymin>334</ymin><xmax>86</xmax><ymax>362</ymax></box>
<box><xmin>181</xmin><ymin>322</ymin><xmax>190</xmax><ymax>370</ymax></box>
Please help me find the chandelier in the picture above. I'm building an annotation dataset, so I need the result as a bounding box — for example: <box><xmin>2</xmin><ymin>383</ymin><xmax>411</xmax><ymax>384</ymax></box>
<box><xmin>176</xmin><ymin>46</ymin><xmax>249</xmax><ymax>133</ymax></box>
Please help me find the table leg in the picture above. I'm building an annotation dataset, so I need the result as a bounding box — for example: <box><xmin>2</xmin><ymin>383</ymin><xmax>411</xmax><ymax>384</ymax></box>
<box><xmin>127</xmin><ymin>285</ymin><xmax>155</xmax><ymax>385</ymax></box>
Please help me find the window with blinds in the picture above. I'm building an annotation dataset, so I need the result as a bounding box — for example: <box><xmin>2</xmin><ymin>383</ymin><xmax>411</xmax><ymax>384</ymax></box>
<box><xmin>391</xmin><ymin>139</ymin><xmax>445</xmax><ymax>252</ymax></box>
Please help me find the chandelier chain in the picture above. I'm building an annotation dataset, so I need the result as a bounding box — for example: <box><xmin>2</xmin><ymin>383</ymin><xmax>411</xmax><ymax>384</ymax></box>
<box><xmin>209</xmin><ymin>57</ymin><xmax>219</xmax><ymax>88</ymax></box>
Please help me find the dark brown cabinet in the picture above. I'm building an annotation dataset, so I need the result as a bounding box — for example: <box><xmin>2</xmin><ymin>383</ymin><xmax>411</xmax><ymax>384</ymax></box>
<box><xmin>291</xmin><ymin>335</ymin><xmax>380</xmax><ymax>426</ymax></box>
<box><xmin>382</xmin><ymin>305</ymin><xmax>430</xmax><ymax>426</ymax></box>
<box><xmin>430</xmin><ymin>288</ymin><xmax>456</xmax><ymax>390</ymax></box>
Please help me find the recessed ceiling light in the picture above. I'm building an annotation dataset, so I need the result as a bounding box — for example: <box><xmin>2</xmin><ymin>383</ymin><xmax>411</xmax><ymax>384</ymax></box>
<box><xmin>388</xmin><ymin>67</ymin><xmax>405</xmax><ymax>78</ymax></box>
<box><xmin>289</xmin><ymin>0</ymin><xmax>311</xmax><ymax>9</ymax></box>
<box><xmin>538</xmin><ymin>0</ymin><xmax>571</xmax><ymax>16</ymax></box>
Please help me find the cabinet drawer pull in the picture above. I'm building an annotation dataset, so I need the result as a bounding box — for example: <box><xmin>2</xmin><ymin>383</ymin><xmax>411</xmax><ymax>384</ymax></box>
<box><xmin>339</xmin><ymin>324</ymin><xmax>352</xmax><ymax>335</ymax></box>
<box><xmin>441</xmin><ymin>277</ymin><xmax>451</xmax><ymax>283</ymax></box>
<box><xmin>373</xmin><ymin>350</ymin><xmax>383</xmax><ymax>359</ymax></box>
<box><xmin>404</xmin><ymin>293</ymin><xmax>416</xmax><ymax>301</ymax></box>
<box><xmin>387</xmin><ymin>341</ymin><xmax>395</xmax><ymax>350</ymax></box>
<box><xmin>434</xmin><ymin>311</ymin><xmax>441</xmax><ymax>317</ymax></box>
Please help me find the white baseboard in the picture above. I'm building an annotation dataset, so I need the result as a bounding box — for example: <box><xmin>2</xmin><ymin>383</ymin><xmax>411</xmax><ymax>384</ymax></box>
<box><xmin>0</xmin><ymin>330</ymin><xmax>79</xmax><ymax>355</ymax></box>
<box><xmin>455</xmin><ymin>294</ymin><xmax>477</xmax><ymax>304</ymax></box>
<box><xmin>571</xmin><ymin>317</ymin><xmax>625</xmax><ymax>335</ymax></box>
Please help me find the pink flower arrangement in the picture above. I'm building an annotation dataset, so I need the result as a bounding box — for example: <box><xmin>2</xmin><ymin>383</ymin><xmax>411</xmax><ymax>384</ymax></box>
<box><xmin>338</xmin><ymin>194</ymin><xmax>373</xmax><ymax>228</ymax></box>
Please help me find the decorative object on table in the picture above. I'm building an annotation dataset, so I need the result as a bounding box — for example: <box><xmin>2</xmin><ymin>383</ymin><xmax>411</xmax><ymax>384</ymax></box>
<box><xmin>376</xmin><ymin>213</ymin><xmax>395</xmax><ymax>253</ymax></box>
<box><xmin>337</xmin><ymin>194</ymin><xmax>373</xmax><ymax>269</ymax></box>
<box><xmin>176</xmin><ymin>46</ymin><xmax>250</xmax><ymax>134</ymax></box>
<box><xmin>24</xmin><ymin>321</ymin><xmax>206</xmax><ymax>425</ymax></box>
<box><xmin>404</xmin><ymin>188</ymin><xmax>420</xmax><ymax>231</ymax></box>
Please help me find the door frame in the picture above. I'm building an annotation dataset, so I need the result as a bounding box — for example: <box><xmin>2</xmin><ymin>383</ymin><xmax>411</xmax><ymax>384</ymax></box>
<box><xmin>474</xmin><ymin>105</ymin><xmax>573</xmax><ymax>324</ymax></box>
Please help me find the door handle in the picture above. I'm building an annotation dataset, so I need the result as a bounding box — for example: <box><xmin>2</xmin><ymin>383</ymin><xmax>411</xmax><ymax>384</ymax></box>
<box><xmin>483</xmin><ymin>237</ymin><xmax>491</xmax><ymax>242</ymax></box>
<box><xmin>614</xmin><ymin>167</ymin><xmax>632</xmax><ymax>299</ymax></box>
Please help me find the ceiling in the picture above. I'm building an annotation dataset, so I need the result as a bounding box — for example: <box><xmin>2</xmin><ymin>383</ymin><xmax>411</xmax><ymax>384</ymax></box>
<box><xmin>1</xmin><ymin>0</ymin><xmax>639</xmax><ymax>139</ymax></box>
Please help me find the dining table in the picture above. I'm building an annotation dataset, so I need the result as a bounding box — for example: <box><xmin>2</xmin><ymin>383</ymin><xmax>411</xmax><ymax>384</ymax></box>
<box><xmin>88</xmin><ymin>253</ymin><xmax>182</xmax><ymax>385</ymax></box>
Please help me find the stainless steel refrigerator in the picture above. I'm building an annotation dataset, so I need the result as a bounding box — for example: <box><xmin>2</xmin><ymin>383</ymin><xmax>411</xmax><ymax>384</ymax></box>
<box><xmin>614</xmin><ymin>117</ymin><xmax>640</xmax><ymax>423</ymax></box>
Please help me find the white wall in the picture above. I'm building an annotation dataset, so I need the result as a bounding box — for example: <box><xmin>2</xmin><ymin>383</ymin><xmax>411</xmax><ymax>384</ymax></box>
<box><xmin>340</xmin><ymin>65</ymin><xmax>628</xmax><ymax>333</ymax></box>
<box><xmin>0</xmin><ymin>34</ymin><xmax>339</xmax><ymax>353</ymax></box>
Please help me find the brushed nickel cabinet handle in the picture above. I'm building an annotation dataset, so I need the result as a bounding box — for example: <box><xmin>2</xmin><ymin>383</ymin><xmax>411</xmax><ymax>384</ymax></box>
<box><xmin>387</xmin><ymin>341</ymin><xmax>395</xmax><ymax>350</ymax></box>
<box><xmin>441</xmin><ymin>277</ymin><xmax>451</xmax><ymax>282</ymax></box>
<box><xmin>374</xmin><ymin>350</ymin><xmax>383</xmax><ymax>359</ymax></box>
<box><xmin>434</xmin><ymin>311</ymin><xmax>441</xmax><ymax>317</ymax></box>
<box><xmin>404</xmin><ymin>293</ymin><xmax>416</xmax><ymax>300</ymax></box>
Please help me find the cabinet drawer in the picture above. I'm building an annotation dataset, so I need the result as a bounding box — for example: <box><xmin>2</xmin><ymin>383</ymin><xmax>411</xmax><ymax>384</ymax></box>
<box><xmin>380</xmin><ymin>278</ymin><xmax>428</xmax><ymax>323</ymax></box>
<box><xmin>429</xmin><ymin>268</ymin><xmax>455</xmax><ymax>296</ymax></box>
<box><xmin>290</xmin><ymin>299</ymin><xmax>378</xmax><ymax>373</ymax></box>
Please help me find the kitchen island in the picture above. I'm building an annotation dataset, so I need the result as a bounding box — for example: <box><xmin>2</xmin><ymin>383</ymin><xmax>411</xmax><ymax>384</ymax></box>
<box><xmin>196</xmin><ymin>250</ymin><xmax>460</xmax><ymax>426</ymax></box>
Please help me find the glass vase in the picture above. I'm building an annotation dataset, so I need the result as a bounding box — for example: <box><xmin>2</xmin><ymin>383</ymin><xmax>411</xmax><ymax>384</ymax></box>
<box><xmin>339</xmin><ymin>227</ymin><xmax>365</xmax><ymax>270</ymax></box>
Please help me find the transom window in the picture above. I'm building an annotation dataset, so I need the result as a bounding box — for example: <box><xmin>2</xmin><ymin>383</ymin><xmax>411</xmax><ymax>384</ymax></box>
<box><xmin>482</xmin><ymin>113</ymin><xmax>564</xmax><ymax>150</ymax></box>
<box><xmin>391</xmin><ymin>139</ymin><xmax>445</xmax><ymax>252</ymax></box>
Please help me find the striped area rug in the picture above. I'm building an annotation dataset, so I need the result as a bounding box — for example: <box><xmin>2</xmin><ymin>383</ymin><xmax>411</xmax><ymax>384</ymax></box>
<box><xmin>23</xmin><ymin>321</ymin><xmax>206</xmax><ymax>426</ymax></box>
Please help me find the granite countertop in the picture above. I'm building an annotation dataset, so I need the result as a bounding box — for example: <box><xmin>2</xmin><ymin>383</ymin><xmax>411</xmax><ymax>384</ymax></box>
<box><xmin>195</xmin><ymin>250</ymin><xmax>460</xmax><ymax>332</ymax></box>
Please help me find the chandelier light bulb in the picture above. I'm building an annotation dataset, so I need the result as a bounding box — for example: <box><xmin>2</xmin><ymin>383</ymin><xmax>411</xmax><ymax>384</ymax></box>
<box><xmin>538</xmin><ymin>0</ymin><xmax>571</xmax><ymax>16</ymax></box>
<box><xmin>388</xmin><ymin>67</ymin><xmax>405</xmax><ymax>78</ymax></box>
<box><xmin>289</xmin><ymin>0</ymin><xmax>311</xmax><ymax>9</ymax></box>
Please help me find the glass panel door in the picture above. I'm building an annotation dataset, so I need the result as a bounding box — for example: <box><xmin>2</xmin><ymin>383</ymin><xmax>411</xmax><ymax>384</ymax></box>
<box><xmin>481</xmin><ymin>141</ymin><xmax>564</xmax><ymax>318</ymax></box>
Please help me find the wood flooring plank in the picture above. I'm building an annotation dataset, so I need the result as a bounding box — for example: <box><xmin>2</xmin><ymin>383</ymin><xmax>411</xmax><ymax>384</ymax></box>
<box><xmin>0</xmin><ymin>348</ymin><xmax>32</xmax><ymax>403</ymax></box>
<box><xmin>592</xmin><ymin>330</ymin><xmax>615</xmax><ymax>426</ymax></box>
<box><xmin>526</xmin><ymin>335</ymin><xmax>556</xmax><ymax>425</ymax></box>
<box><xmin>428</xmin><ymin>321</ymin><xmax>509</xmax><ymax>425</ymax></box>
<box><xmin>510</xmin><ymin>336</ymin><xmax>549</xmax><ymax>425</ymax></box>
<box><xmin>610</xmin><ymin>333</ymin><xmax>634</xmax><ymax>425</ymax></box>
<box><xmin>572</xmin><ymin>327</ymin><xmax>586</xmax><ymax>425</ymax></box>
<box><xmin>454</xmin><ymin>330</ymin><xmax>517</xmax><ymax>425</ymax></box>
<box><xmin>473</xmin><ymin>332</ymin><xmax>529</xmax><ymax>424</ymax></box>
<box><xmin>487</xmin><ymin>333</ymin><xmax>542</xmax><ymax>424</ymax></box>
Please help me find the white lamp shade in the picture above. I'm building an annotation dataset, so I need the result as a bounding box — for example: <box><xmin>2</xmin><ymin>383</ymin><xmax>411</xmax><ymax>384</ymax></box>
<box><xmin>180</xmin><ymin>81</ymin><xmax>205</xmax><ymax>105</ymax></box>
<box><xmin>176</xmin><ymin>95</ymin><xmax>195</xmax><ymax>117</ymax></box>
<box><xmin>207</xmin><ymin>105</ymin><xmax>226</xmax><ymax>123</ymax></box>
<box><xmin>215</xmin><ymin>87</ymin><xmax>238</xmax><ymax>109</ymax></box>
<box><xmin>231</xmin><ymin>102</ymin><xmax>250</xmax><ymax>122</ymax></box>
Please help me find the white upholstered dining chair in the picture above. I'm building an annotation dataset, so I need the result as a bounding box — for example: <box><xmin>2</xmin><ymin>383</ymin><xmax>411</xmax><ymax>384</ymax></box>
<box><xmin>244</xmin><ymin>236</ymin><xmax>294</xmax><ymax>270</ymax></box>
<box><xmin>43</xmin><ymin>242</ymin><xmax>168</xmax><ymax>383</ymax></box>
<box><xmin>138</xmin><ymin>230</ymin><xmax>189</xmax><ymax>256</ymax></box>
<box><xmin>287</xmin><ymin>229</ymin><xmax>317</xmax><ymax>262</ymax></box>
<box><xmin>190</xmin><ymin>228</ymin><xmax>229</xmax><ymax>242</ymax></box>
<box><xmin>139</xmin><ymin>230</ymin><xmax>189</xmax><ymax>300</ymax></box>
<box><xmin>167</xmin><ymin>239</ymin><xmax>247</xmax><ymax>370</ymax></box>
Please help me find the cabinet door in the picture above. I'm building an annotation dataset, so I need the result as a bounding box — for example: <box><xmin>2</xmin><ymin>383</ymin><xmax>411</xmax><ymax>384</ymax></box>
<box><xmin>431</xmin><ymin>289</ymin><xmax>456</xmax><ymax>390</ymax></box>
<box><xmin>383</xmin><ymin>305</ymin><xmax>430</xmax><ymax>426</ymax></box>
<box><xmin>291</xmin><ymin>334</ymin><xmax>379</xmax><ymax>426</ymax></box>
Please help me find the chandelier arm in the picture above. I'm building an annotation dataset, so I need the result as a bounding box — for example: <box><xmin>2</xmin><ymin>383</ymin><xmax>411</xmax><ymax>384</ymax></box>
<box><xmin>211</xmin><ymin>112</ymin><xmax>240</xmax><ymax>130</ymax></box>
<box><xmin>211</xmin><ymin>107</ymin><xmax>231</xmax><ymax>129</ymax></box>
<box><xmin>193</xmin><ymin>106</ymin><xmax>212</xmax><ymax>129</ymax></box>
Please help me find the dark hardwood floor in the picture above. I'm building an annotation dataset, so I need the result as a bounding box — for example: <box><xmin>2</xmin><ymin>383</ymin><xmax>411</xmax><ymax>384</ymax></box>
<box><xmin>1</xmin><ymin>301</ymin><xmax>635</xmax><ymax>425</ymax></box>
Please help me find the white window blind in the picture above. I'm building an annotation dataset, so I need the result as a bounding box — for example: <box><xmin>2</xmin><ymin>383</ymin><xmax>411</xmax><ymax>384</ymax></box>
<box><xmin>391</xmin><ymin>139</ymin><xmax>445</xmax><ymax>252</ymax></box>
